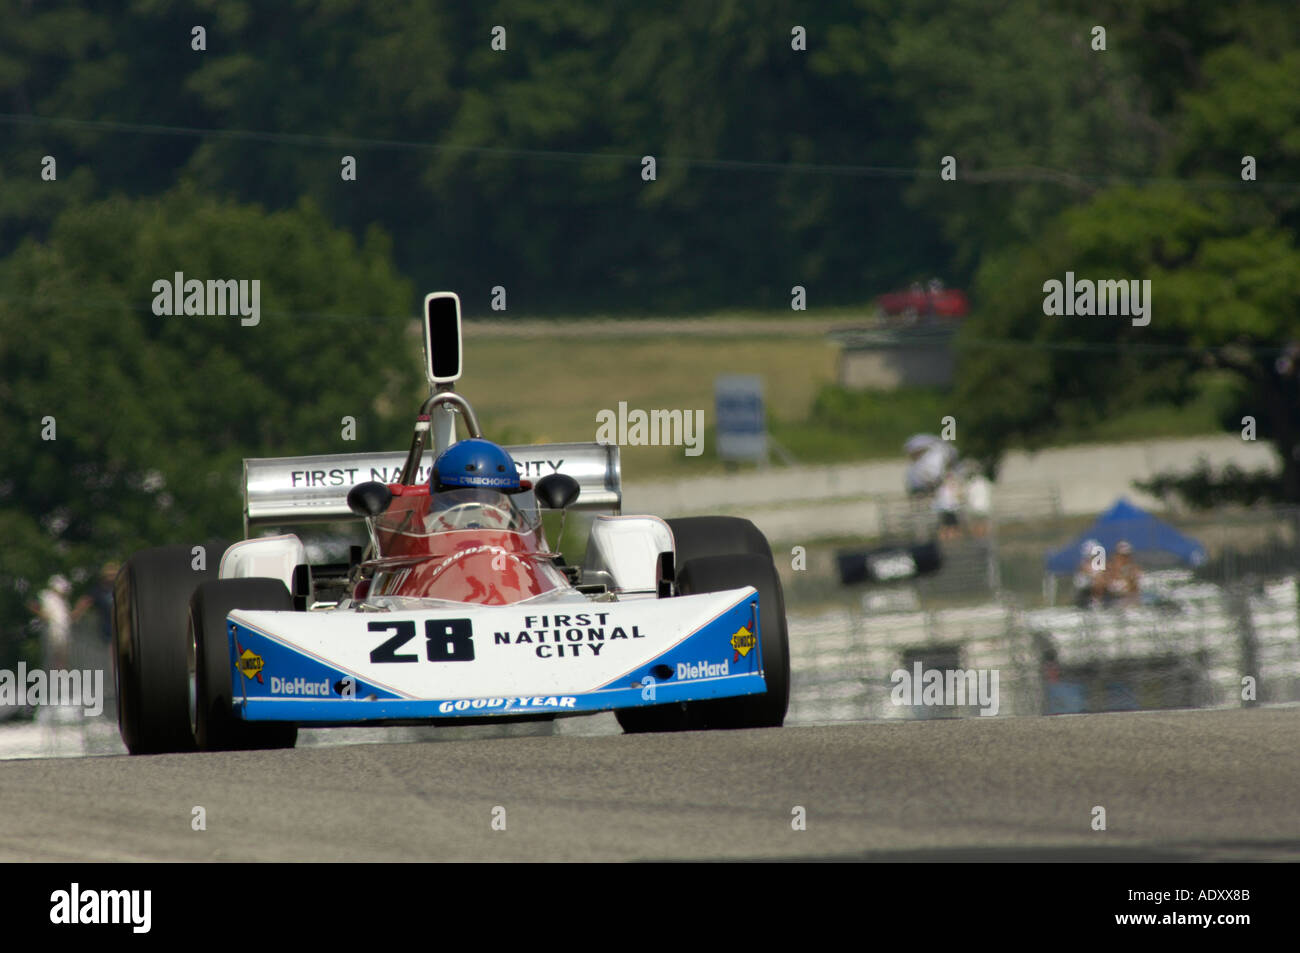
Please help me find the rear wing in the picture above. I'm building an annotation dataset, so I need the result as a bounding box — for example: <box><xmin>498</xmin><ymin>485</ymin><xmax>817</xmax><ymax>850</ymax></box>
<box><xmin>243</xmin><ymin>442</ymin><xmax>621</xmax><ymax>534</ymax></box>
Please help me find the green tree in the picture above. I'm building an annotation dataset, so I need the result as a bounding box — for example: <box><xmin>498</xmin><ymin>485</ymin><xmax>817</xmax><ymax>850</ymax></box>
<box><xmin>953</xmin><ymin>182</ymin><xmax>1300</xmax><ymax>498</ymax></box>
<box><xmin>0</xmin><ymin>187</ymin><xmax>417</xmax><ymax>660</ymax></box>
<box><xmin>950</xmin><ymin>25</ymin><xmax>1300</xmax><ymax>500</ymax></box>
<box><xmin>827</xmin><ymin>0</ymin><xmax>1163</xmax><ymax>275</ymax></box>
<box><xmin>1</xmin><ymin>0</ymin><xmax>954</xmax><ymax>312</ymax></box>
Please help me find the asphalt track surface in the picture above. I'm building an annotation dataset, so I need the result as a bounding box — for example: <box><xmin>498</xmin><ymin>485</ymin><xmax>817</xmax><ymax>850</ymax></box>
<box><xmin>0</xmin><ymin>708</ymin><xmax>1295</xmax><ymax>861</ymax></box>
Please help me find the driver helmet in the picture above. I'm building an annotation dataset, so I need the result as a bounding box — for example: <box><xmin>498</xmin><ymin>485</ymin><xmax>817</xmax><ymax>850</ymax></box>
<box><xmin>430</xmin><ymin>438</ymin><xmax>521</xmax><ymax>492</ymax></box>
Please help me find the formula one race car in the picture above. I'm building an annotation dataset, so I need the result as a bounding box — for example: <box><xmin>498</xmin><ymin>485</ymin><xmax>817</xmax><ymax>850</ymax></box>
<box><xmin>113</xmin><ymin>293</ymin><xmax>790</xmax><ymax>753</ymax></box>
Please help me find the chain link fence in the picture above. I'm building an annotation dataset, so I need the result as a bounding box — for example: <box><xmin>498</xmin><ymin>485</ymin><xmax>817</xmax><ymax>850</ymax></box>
<box><xmin>786</xmin><ymin>504</ymin><xmax>1300</xmax><ymax>724</ymax></box>
<box><xmin>0</xmin><ymin>612</ymin><xmax>122</xmax><ymax>759</ymax></box>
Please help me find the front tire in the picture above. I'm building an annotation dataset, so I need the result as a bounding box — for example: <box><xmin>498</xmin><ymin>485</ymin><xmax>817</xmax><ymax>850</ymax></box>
<box><xmin>675</xmin><ymin>554</ymin><xmax>791</xmax><ymax>729</ymax></box>
<box><xmin>190</xmin><ymin>579</ymin><xmax>298</xmax><ymax>751</ymax></box>
<box><xmin>617</xmin><ymin>518</ymin><xmax>790</xmax><ymax>733</ymax></box>
<box><xmin>114</xmin><ymin>544</ymin><xmax>224</xmax><ymax>754</ymax></box>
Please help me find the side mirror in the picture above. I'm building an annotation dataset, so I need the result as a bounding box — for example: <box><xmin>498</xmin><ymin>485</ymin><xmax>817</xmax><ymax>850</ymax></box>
<box><xmin>423</xmin><ymin>292</ymin><xmax>462</xmax><ymax>385</ymax></box>
<box><xmin>535</xmin><ymin>473</ymin><xmax>580</xmax><ymax>510</ymax></box>
<box><xmin>347</xmin><ymin>481</ymin><xmax>393</xmax><ymax>518</ymax></box>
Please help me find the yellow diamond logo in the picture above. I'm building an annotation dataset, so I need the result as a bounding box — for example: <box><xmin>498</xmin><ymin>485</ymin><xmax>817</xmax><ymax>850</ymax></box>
<box><xmin>730</xmin><ymin>625</ymin><xmax>756</xmax><ymax>659</ymax></box>
<box><xmin>236</xmin><ymin>649</ymin><xmax>264</xmax><ymax>680</ymax></box>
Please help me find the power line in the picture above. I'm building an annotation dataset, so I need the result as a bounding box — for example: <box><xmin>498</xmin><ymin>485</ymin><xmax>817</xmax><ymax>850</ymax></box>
<box><xmin>3</xmin><ymin>112</ymin><xmax>1299</xmax><ymax>190</ymax></box>
<box><xmin>0</xmin><ymin>112</ymin><xmax>915</xmax><ymax>177</ymax></box>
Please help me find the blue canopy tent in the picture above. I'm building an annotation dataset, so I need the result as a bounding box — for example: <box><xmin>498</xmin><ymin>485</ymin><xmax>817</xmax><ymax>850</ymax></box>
<box><xmin>1045</xmin><ymin>498</ymin><xmax>1207</xmax><ymax>575</ymax></box>
<box><xmin>1041</xmin><ymin>499</ymin><xmax>1210</xmax><ymax>710</ymax></box>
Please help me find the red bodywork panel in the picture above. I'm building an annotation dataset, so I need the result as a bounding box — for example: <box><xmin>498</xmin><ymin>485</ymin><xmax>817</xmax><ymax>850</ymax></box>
<box><xmin>371</xmin><ymin>485</ymin><xmax>567</xmax><ymax>606</ymax></box>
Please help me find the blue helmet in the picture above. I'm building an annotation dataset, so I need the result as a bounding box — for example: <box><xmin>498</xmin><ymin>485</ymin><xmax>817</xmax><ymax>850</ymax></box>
<box><xmin>430</xmin><ymin>438</ymin><xmax>521</xmax><ymax>491</ymax></box>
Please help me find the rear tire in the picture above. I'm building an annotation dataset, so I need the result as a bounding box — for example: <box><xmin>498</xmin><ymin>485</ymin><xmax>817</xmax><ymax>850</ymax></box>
<box><xmin>113</xmin><ymin>544</ymin><xmax>225</xmax><ymax>754</ymax></box>
<box><xmin>617</xmin><ymin>518</ymin><xmax>790</xmax><ymax>733</ymax></box>
<box><xmin>665</xmin><ymin>516</ymin><xmax>772</xmax><ymax>561</ymax></box>
<box><xmin>190</xmin><ymin>579</ymin><xmax>298</xmax><ymax>751</ymax></box>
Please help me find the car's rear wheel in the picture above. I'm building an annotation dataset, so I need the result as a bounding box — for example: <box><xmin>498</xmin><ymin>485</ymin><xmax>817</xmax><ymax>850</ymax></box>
<box><xmin>665</xmin><ymin>516</ymin><xmax>773</xmax><ymax>561</ymax></box>
<box><xmin>617</xmin><ymin>518</ymin><xmax>790</xmax><ymax>733</ymax></box>
<box><xmin>190</xmin><ymin>579</ymin><xmax>298</xmax><ymax>751</ymax></box>
<box><xmin>113</xmin><ymin>544</ymin><xmax>225</xmax><ymax>754</ymax></box>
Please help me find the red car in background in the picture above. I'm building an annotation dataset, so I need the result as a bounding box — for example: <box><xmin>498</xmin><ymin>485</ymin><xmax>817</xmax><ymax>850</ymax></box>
<box><xmin>877</xmin><ymin>280</ymin><xmax>969</xmax><ymax>320</ymax></box>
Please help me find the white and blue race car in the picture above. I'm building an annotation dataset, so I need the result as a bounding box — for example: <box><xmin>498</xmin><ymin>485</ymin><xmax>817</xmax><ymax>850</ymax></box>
<box><xmin>112</xmin><ymin>293</ymin><xmax>790</xmax><ymax>752</ymax></box>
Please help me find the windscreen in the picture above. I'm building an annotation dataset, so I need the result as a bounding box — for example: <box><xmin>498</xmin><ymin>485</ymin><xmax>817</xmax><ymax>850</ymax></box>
<box><xmin>376</xmin><ymin>488</ymin><xmax>540</xmax><ymax>540</ymax></box>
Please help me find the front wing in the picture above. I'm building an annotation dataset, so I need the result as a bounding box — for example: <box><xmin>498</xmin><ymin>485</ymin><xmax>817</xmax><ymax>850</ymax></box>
<box><xmin>225</xmin><ymin>588</ymin><xmax>764</xmax><ymax>723</ymax></box>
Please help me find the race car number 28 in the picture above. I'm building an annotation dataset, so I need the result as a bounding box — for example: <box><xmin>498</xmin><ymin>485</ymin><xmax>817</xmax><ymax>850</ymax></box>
<box><xmin>368</xmin><ymin>619</ymin><xmax>474</xmax><ymax>663</ymax></box>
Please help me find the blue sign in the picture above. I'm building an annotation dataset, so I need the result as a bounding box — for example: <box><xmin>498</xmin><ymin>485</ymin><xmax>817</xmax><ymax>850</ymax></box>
<box><xmin>715</xmin><ymin>375</ymin><xmax>767</xmax><ymax>462</ymax></box>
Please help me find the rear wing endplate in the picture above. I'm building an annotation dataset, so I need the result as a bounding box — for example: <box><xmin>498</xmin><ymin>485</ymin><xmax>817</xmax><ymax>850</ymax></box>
<box><xmin>243</xmin><ymin>442</ymin><xmax>621</xmax><ymax>533</ymax></box>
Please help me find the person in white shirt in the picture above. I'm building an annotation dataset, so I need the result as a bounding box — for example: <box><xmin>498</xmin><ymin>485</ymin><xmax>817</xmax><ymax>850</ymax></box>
<box><xmin>27</xmin><ymin>575</ymin><xmax>87</xmax><ymax>671</ymax></box>
<box><xmin>933</xmin><ymin>472</ymin><xmax>963</xmax><ymax>541</ymax></box>
<box><xmin>904</xmin><ymin>434</ymin><xmax>957</xmax><ymax>496</ymax></box>
<box><xmin>963</xmin><ymin>465</ymin><xmax>992</xmax><ymax>537</ymax></box>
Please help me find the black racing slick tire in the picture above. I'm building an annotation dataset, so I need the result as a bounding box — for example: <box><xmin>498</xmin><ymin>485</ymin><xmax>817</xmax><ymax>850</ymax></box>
<box><xmin>617</xmin><ymin>518</ymin><xmax>790</xmax><ymax>733</ymax></box>
<box><xmin>113</xmin><ymin>543</ymin><xmax>225</xmax><ymax>754</ymax></box>
<box><xmin>675</xmin><ymin>554</ymin><xmax>791</xmax><ymax>728</ymax></box>
<box><xmin>665</xmin><ymin>516</ymin><xmax>773</xmax><ymax>561</ymax></box>
<box><xmin>189</xmin><ymin>579</ymin><xmax>298</xmax><ymax>751</ymax></box>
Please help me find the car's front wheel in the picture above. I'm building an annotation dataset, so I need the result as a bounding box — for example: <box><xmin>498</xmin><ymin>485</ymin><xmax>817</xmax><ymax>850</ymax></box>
<box><xmin>114</xmin><ymin>544</ymin><xmax>222</xmax><ymax>754</ymax></box>
<box><xmin>189</xmin><ymin>579</ymin><xmax>298</xmax><ymax>751</ymax></box>
<box><xmin>617</xmin><ymin>518</ymin><xmax>790</xmax><ymax>733</ymax></box>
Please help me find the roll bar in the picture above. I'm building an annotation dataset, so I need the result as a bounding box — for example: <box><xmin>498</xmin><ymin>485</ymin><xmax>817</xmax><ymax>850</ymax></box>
<box><xmin>397</xmin><ymin>390</ymin><xmax>483</xmax><ymax>486</ymax></box>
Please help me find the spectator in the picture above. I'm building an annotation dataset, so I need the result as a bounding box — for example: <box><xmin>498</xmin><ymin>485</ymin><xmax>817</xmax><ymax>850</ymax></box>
<box><xmin>27</xmin><ymin>574</ymin><xmax>87</xmax><ymax>671</ymax></box>
<box><xmin>1073</xmin><ymin>539</ymin><xmax>1103</xmax><ymax>608</ymax></box>
<box><xmin>962</xmin><ymin>463</ymin><xmax>992</xmax><ymax>538</ymax></box>
<box><xmin>903</xmin><ymin>434</ymin><xmax>957</xmax><ymax>496</ymax></box>
<box><xmin>1102</xmin><ymin>540</ymin><xmax>1142</xmax><ymax>607</ymax></box>
<box><xmin>933</xmin><ymin>471</ymin><xmax>963</xmax><ymax>541</ymax></box>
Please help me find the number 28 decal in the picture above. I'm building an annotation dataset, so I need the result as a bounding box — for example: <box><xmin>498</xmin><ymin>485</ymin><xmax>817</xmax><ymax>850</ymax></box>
<box><xmin>369</xmin><ymin>619</ymin><xmax>474</xmax><ymax>663</ymax></box>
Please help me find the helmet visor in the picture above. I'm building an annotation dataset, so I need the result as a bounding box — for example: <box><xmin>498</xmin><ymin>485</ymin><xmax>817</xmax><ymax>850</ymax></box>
<box><xmin>423</xmin><ymin>487</ymin><xmax>539</xmax><ymax>533</ymax></box>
